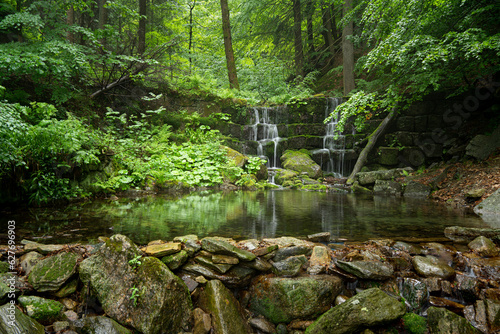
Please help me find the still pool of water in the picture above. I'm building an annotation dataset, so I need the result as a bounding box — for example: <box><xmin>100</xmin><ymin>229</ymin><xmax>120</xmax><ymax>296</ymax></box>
<box><xmin>0</xmin><ymin>190</ymin><xmax>491</xmax><ymax>245</ymax></box>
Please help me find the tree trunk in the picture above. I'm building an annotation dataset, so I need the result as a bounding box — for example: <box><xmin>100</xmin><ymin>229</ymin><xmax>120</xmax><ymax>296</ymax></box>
<box><xmin>342</xmin><ymin>0</ymin><xmax>355</xmax><ymax>95</ymax></box>
<box><xmin>188</xmin><ymin>1</ymin><xmax>196</xmax><ymax>72</ymax></box>
<box><xmin>98</xmin><ymin>0</ymin><xmax>107</xmax><ymax>48</ymax></box>
<box><xmin>220</xmin><ymin>0</ymin><xmax>239</xmax><ymax>90</ymax></box>
<box><xmin>292</xmin><ymin>0</ymin><xmax>304</xmax><ymax>77</ymax></box>
<box><xmin>330</xmin><ymin>3</ymin><xmax>339</xmax><ymax>42</ymax></box>
<box><xmin>346</xmin><ymin>108</ymin><xmax>397</xmax><ymax>185</ymax></box>
<box><xmin>321</xmin><ymin>2</ymin><xmax>335</xmax><ymax>58</ymax></box>
<box><xmin>138</xmin><ymin>0</ymin><xmax>147</xmax><ymax>55</ymax></box>
<box><xmin>305</xmin><ymin>0</ymin><xmax>315</xmax><ymax>54</ymax></box>
<box><xmin>66</xmin><ymin>6</ymin><xmax>74</xmax><ymax>43</ymax></box>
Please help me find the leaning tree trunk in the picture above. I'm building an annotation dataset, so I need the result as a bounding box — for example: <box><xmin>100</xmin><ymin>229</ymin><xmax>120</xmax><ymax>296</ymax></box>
<box><xmin>220</xmin><ymin>0</ymin><xmax>239</xmax><ymax>90</ymax></box>
<box><xmin>346</xmin><ymin>107</ymin><xmax>397</xmax><ymax>185</ymax></box>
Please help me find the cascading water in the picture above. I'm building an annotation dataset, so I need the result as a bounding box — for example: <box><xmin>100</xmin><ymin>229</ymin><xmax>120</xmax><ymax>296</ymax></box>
<box><xmin>313</xmin><ymin>97</ymin><xmax>348</xmax><ymax>177</ymax></box>
<box><xmin>249</xmin><ymin>107</ymin><xmax>284</xmax><ymax>169</ymax></box>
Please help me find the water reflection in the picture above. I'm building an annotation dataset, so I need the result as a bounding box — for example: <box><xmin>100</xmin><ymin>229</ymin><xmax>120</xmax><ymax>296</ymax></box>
<box><xmin>0</xmin><ymin>190</ymin><xmax>490</xmax><ymax>245</ymax></box>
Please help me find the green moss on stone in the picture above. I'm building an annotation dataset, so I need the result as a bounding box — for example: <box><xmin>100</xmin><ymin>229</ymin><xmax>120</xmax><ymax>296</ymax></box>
<box><xmin>18</xmin><ymin>295</ymin><xmax>64</xmax><ymax>324</ymax></box>
<box><xmin>403</xmin><ymin>313</ymin><xmax>427</xmax><ymax>334</ymax></box>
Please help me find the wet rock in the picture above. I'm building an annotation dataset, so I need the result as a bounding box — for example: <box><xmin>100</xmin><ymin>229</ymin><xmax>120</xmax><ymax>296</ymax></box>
<box><xmin>254</xmin><ymin>244</ymin><xmax>279</xmax><ymax>257</ymax></box>
<box><xmin>393</xmin><ymin>241</ymin><xmax>424</xmax><ymax>255</ymax></box>
<box><xmin>468</xmin><ymin>236</ymin><xmax>499</xmax><ymax>257</ymax></box>
<box><xmin>427</xmin><ymin>306</ymin><xmax>481</xmax><ymax>334</ymax></box>
<box><xmin>422</xmin><ymin>242</ymin><xmax>457</xmax><ymax>257</ymax></box>
<box><xmin>274</xmin><ymin>169</ymin><xmax>299</xmax><ymax>185</ymax></box>
<box><xmin>79</xmin><ymin>234</ymin><xmax>192</xmax><ymax>334</ymax></box>
<box><xmin>273</xmin><ymin>246</ymin><xmax>312</xmax><ymax>262</ymax></box>
<box><xmin>281</xmin><ymin>150</ymin><xmax>323</xmax><ymax>179</ymax></box>
<box><xmin>19</xmin><ymin>251</ymin><xmax>43</xmax><ymax>275</ymax></box>
<box><xmin>403</xmin><ymin>181</ymin><xmax>431</xmax><ymax>197</ymax></box>
<box><xmin>373</xmin><ymin>180</ymin><xmax>403</xmax><ymax>196</ymax></box>
<box><xmin>201</xmin><ymin>237</ymin><xmax>256</xmax><ymax>261</ymax></box>
<box><xmin>199</xmin><ymin>279</ymin><xmax>252</xmax><ymax>334</ymax></box>
<box><xmin>241</xmin><ymin>257</ymin><xmax>272</xmax><ymax>272</ymax></box>
<box><xmin>237</xmin><ymin>239</ymin><xmax>260</xmax><ymax>250</ymax></box>
<box><xmin>212</xmin><ymin>254</ymin><xmax>239</xmax><ymax>265</ymax></box>
<box><xmin>161</xmin><ymin>249</ymin><xmax>189</xmax><ymax>270</ymax></box>
<box><xmin>0</xmin><ymin>303</ymin><xmax>44</xmax><ymax>334</ymax></box>
<box><xmin>412</xmin><ymin>255</ymin><xmax>455</xmax><ymax>279</ymax></box>
<box><xmin>429</xmin><ymin>296</ymin><xmax>465</xmax><ymax>314</ymax></box>
<box><xmin>193</xmin><ymin>308</ymin><xmax>212</xmax><ymax>334</ymax></box>
<box><xmin>22</xmin><ymin>240</ymin><xmax>65</xmax><ymax>254</ymax></box>
<box><xmin>28</xmin><ymin>251</ymin><xmax>81</xmax><ymax>292</ymax></box>
<box><xmin>401</xmin><ymin>278</ymin><xmax>429</xmax><ymax>314</ymax></box>
<box><xmin>351</xmin><ymin>182</ymin><xmax>373</xmax><ymax>194</ymax></box>
<box><xmin>444</xmin><ymin>226</ymin><xmax>500</xmax><ymax>244</ymax></box>
<box><xmin>249</xmin><ymin>317</ymin><xmax>276</xmax><ymax>334</ymax></box>
<box><xmin>307</xmin><ymin>232</ymin><xmax>331</xmax><ymax>242</ymax></box>
<box><xmin>421</xmin><ymin>277</ymin><xmax>443</xmax><ymax>294</ymax></box>
<box><xmin>263</xmin><ymin>237</ymin><xmax>313</xmax><ymax>248</ymax></box>
<box><xmin>72</xmin><ymin>316</ymin><xmax>133</xmax><ymax>334</ymax></box>
<box><xmin>272</xmin><ymin>255</ymin><xmax>307</xmax><ymax>277</ymax></box>
<box><xmin>465</xmin><ymin>257</ymin><xmax>500</xmax><ymax>282</ymax></box>
<box><xmin>182</xmin><ymin>263</ymin><xmax>255</xmax><ymax>288</ymax></box>
<box><xmin>141</xmin><ymin>242</ymin><xmax>181</xmax><ymax>257</ymax></box>
<box><xmin>336</xmin><ymin>260</ymin><xmax>394</xmax><ymax>280</ymax></box>
<box><xmin>195</xmin><ymin>255</ymin><xmax>233</xmax><ymax>274</ymax></box>
<box><xmin>304</xmin><ymin>288</ymin><xmax>406</xmax><ymax>334</ymax></box>
<box><xmin>249</xmin><ymin>275</ymin><xmax>342</xmax><ymax>324</ymax></box>
<box><xmin>455</xmin><ymin>273</ymin><xmax>479</xmax><ymax>303</ymax></box>
<box><xmin>18</xmin><ymin>295</ymin><xmax>64</xmax><ymax>325</ymax></box>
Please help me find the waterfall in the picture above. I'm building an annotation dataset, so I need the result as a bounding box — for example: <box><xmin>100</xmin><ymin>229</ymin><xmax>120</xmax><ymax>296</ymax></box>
<box><xmin>323</xmin><ymin>97</ymin><xmax>346</xmax><ymax>177</ymax></box>
<box><xmin>249</xmin><ymin>107</ymin><xmax>284</xmax><ymax>169</ymax></box>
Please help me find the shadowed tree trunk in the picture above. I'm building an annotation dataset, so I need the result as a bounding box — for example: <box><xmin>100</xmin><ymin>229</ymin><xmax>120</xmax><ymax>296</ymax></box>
<box><xmin>138</xmin><ymin>0</ymin><xmax>147</xmax><ymax>54</ymax></box>
<box><xmin>321</xmin><ymin>2</ymin><xmax>335</xmax><ymax>59</ymax></box>
<box><xmin>220</xmin><ymin>0</ymin><xmax>239</xmax><ymax>90</ymax></box>
<box><xmin>342</xmin><ymin>0</ymin><xmax>355</xmax><ymax>95</ymax></box>
<box><xmin>305</xmin><ymin>0</ymin><xmax>315</xmax><ymax>54</ymax></box>
<box><xmin>292</xmin><ymin>0</ymin><xmax>304</xmax><ymax>76</ymax></box>
<box><xmin>98</xmin><ymin>0</ymin><xmax>107</xmax><ymax>47</ymax></box>
<box><xmin>66</xmin><ymin>5</ymin><xmax>74</xmax><ymax>43</ymax></box>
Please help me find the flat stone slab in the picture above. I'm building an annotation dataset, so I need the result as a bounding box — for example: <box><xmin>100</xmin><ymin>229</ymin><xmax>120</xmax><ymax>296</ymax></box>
<box><xmin>141</xmin><ymin>243</ymin><xmax>181</xmax><ymax>257</ymax></box>
<box><xmin>0</xmin><ymin>303</ymin><xmax>44</xmax><ymax>334</ymax></box>
<box><xmin>22</xmin><ymin>240</ymin><xmax>65</xmax><ymax>254</ymax></box>
<box><xmin>336</xmin><ymin>260</ymin><xmax>394</xmax><ymax>280</ymax></box>
<box><xmin>201</xmin><ymin>237</ymin><xmax>256</xmax><ymax>262</ymax></box>
<box><xmin>28</xmin><ymin>251</ymin><xmax>80</xmax><ymax>292</ymax></box>
<box><xmin>412</xmin><ymin>255</ymin><xmax>455</xmax><ymax>279</ymax></box>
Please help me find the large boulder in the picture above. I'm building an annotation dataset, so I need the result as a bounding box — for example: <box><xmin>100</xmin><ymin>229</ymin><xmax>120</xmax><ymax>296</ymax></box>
<box><xmin>28</xmin><ymin>251</ymin><xmax>81</xmax><ymax>292</ymax></box>
<box><xmin>466</xmin><ymin>125</ymin><xmax>500</xmax><ymax>160</ymax></box>
<box><xmin>280</xmin><ymin>150</ymin><xmax>323</xmax><ymax>179</ymax></box>
<box><xmin>72</xmin><ymin>316</ymin><xmax>133</xmax><ymax>334</ymax></box>
<box><xmin>355</xmin><ymin>168</ymin><xmax>411</xmax><ymax>186</ymax></box>
<box><xmin>79</xmin><ymin>234</ymin><xmax>192</xmax><ymax>334</ymax></box>
<box><xmin>305</xmin><ymin>288</ymin><xmax>406</xmax><ymax>334</ymax></box>
<box><xmin>444</xmin><ymin>226</ymin><xmax>500</xmax><ymax>244</ymax></box>
<box><xmin>18</xmin><ymin>295</ymin><xmax>65</xmax><ymax>325</ymax></box>
<box><xmin>474</xmin><ymin>188</ymin><xmax>500</xmax><ymax>227</ymax></box>
<box><xmin>0</xmin><ymin>303</ymin><xmax>44</xmax><ymax>334</ymax></box>
<box><xmin>249</xmin><ymin>275</ymin><xmax>342</xmax><ymax>324</ymax></box>
<box><xmin>199</xmin><ymin>280</ymin><xmax>252</xmax><ymax>334</ymax></box>
<box><xmin>412</xmin><ymin>256</ymin><xmax>455</xmax><ymax>279</ymax></box>
<box><xmin>427</xmin><ymin>306</ymin><xmax>481</xmax><ymax>334</ymax></box>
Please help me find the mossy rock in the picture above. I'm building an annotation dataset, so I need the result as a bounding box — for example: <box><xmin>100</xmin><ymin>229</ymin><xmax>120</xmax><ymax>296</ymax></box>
<box><xmin>18</xmin><ymin>295</ymin><xmax>65</xmax><ymax>325</ymax></box>
<box><xmin>28</xmin><ymin>251</ymin><xmax>81</xmax><ymax>292</ymax></box>
<box><xmin>222</xmin><ymin>146</ymin><xmax>248</xmax><ymax>168</ymax></box>
<box><xmin>280</xmin><ymin>150</ymin><xmax>323</xmax><ymax>179</ymax></box>
<box><xmin>72</xmin><ymin>316</ymin><xmax>133</xmax><ymax>334</ymax></box>
<box><xmin>0</xmin><ymin>262</ymin><xmax>9</xmax><ymax>274</ymax></box>
<box><xmin>274</xmin><ymin>169</ymin><xmax>299</xmax><ymax>185</ymax></box>
<box><xmin>403</xmin><ymin>313</ymin><xmax>427</xmax><ymax>334</ymax></box>
<box><xmin>0</xmin><ymin>303</ymin><xmax>44</xmax><ymax>333</ymax></box>
<box><xmin>300</xmin><ymin>184</ymin><xmax>328</xmax><ymax>192</ymax></box>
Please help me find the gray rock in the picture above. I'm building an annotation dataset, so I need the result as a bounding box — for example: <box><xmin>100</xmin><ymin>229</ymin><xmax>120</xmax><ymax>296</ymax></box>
<box><xmin>412</xmin><ymin>255</ymin><xmax>455</xmax><ymax>279</ymax></box>
<box><xmin>474</xmin><ymin>188</ymin><xmax>500</xmax><ymax>227</ymax></box>
<box><xmin>466</xmin><ymin>125</ymin><xmax>500</xmax><ymax>160</ymax></box>
<box><xmin>356</xmin><ymin>168</ymin><xmax>412</xmax><ymax>185</ymax></box>
<box><xmin>468</xmin><ymin>236</ymin><xmax>499</xmax><ymax>257</ymax></box>
<box><xmin>272</xmin><ymin>255</ymin><xmax>307</xmax><ymax>277</ymax></box>
<box><xmin>201</xmin><ymin>237</ymin><xmax>256</xmax><ymax>261</ymax></box>
<box><xmin>336</xmin><ymin>260</ymin><xmax>394</xmax><ymax>280</ymax></box>
<box><xmin>281</xmin><ymin>150</ymin><xmax>323</xmax><ymax>179</ymax></box>
<box><xmin>28</xmin><ymin>251</ymin><xmax>81</xmax><ymax>292</ymax></box>
<box><xmin>444</xmin><ymin>226</ymin><xmax>500</xmax><ymax>243</ymax></box>
<box><xmin>304</xmin><ymin>288</ymin><xmax>406</xmax><ymax>334</ymax></box>
<box><xmin>307</xmin><ymin>232</ymin><xmax>331</xmax><ymax>242</ymax></box>
<box><xmin>0</xmin><ymin>303</ymin><xmax>44</xmax><ymax>334</ymax></box>
<box><xmin>249</xmin><ymin>275</ymin><xmax>342</xmax><ymax>324</ymax></box>
<box><xmin>249</xmin><ymin>317</ymin><xmax>276</xmax><ymax>334</ymax></box>
<box><xmin>199</xmin><ymin>280</ymin><xmax>252</xmax><ymax>334</ymax></box>
<box><xmin>393</xmin><ymin>241</ymin><xmax>424</xmax><ymax>255</ymax></box>
<box><xmin>18</xmin><ymin>296</ymin><xmax>64</xmax><ymax>325</ymax></box>
<box><xmin>273</xmin><ymin>246</ymin><xmax>312</xmax><ymax>262</ymax></box>
<box><xmin>427</xmin><ymin>306</ymin><xmax>481</xmax><ymax>334</ymax></box>
<box><xmin>79</xmin><ymin>234</ymin><xmax>192</xmax><ymax>334</ymax></box>
<box><xmin>193</xmin><ymin>308</ymin><xmax>212</xmax><ymax>334</ymax></box>
<box><xmin>22</xmin><ymin>240</ymin><xmax>65</xmax><ymax>254</ymax></box>
<box><xmin>404</xmin><ymin>181</ymin><xmax>431</xmax><ymax>197</ymax></box>
<box><xmin>19</xmin><ymin>251</ymin><xmax>43</xmax><ymax>275</ymax></box>
<box><xmin>182</xmin><ymin>263</ymin><xmax>255</xmax><ymax>288</ymax></box>
<box><xmin>161</xmin><ymin>249</ymin><xmax>189</xmax><ymax>270</ymax></box>
<box><xmin>400</xmin><ymin>278</ymin><xmax>429</xmax><ymax>314</ymax></box>
<box><xmin>240</xmin><ymin>257</ymin><xmax>272</xmax><ymax>272</ymax></box>
<box><xmin>72</xmin><ymin>316</ymin><xmax>133</xmax><ymax>334</ymax></box>
<box><xmin>455</xmin><ymin>273</ymin><xmax>479</xmax><ymax>303</ymax></box>
<box><xmin>373</xmin><ymin>180</ymin><xmax>403</xmax><ymax>196</ymax></box>
<box><xmin>195</xmin><ymin>255</ymin><xmax>233</xmax><ymax>274</ymax></box>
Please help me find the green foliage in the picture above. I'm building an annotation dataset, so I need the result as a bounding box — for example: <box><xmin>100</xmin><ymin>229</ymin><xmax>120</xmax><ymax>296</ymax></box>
<box><xmin>25</xmin><ymin>171</ymin><xmax>82</xmax><ymax>205</ymax></box>
<box><xmin>129</xmin><ymin>285</ymin><xmax>142</xmax><ymax>307</ymax></box>
<box><xmin>128</xmin><ymin>255</ymin><xmax>143</xmax><ymax>270</ymax></box>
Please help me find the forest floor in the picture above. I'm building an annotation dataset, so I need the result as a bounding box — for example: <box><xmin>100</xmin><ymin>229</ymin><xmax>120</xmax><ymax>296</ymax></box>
<box><xmin>399</xmin><ymin>150</ymin><xmax>500</xmax><ymax>209</ymax></box>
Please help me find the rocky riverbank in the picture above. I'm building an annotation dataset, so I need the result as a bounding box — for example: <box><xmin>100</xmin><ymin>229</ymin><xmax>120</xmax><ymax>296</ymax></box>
<box><xmin>1</xmin><ymin>227</ymin><xmax>500</xmax><ymax>334</ymax></box>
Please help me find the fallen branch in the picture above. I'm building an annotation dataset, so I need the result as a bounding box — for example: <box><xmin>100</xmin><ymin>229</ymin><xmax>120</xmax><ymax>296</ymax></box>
<box><xmin>346</xmin><ymin>105</ymin><xmax>398</xmax><ymax>185</ymax></box>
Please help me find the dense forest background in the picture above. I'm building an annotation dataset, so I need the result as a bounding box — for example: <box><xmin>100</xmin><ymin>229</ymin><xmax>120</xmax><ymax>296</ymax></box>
<box><xmin>0</xmin><ymin>0</ymin><xmax>499</xmax><ymax>205</ymax></box>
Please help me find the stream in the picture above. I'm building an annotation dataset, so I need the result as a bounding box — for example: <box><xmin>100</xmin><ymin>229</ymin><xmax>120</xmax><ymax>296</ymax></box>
<box><xmin>0</xmin><ymin>190</ymin><xmax>490</xmax><ymax>245</ymax></box>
